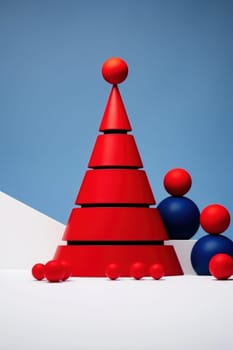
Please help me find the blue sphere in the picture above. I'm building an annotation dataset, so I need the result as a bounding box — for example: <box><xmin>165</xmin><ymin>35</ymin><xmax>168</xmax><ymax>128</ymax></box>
<box><xmin>191</xmin><ymin>235</ymin><xmax>233</xmax><ymax>275</ymax></box>
<box><xmin>157</xmin><ymin>196</ymin><xmax>200</xmax><ymax>239</ymax></box>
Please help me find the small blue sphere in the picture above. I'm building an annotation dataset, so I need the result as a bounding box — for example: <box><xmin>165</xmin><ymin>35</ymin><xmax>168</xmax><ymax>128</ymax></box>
<box><xmin>191</xmin><ymin>235</ymin><xmax>233</xmax><ymax>275</ymax></box>
<box><xmin>157</xmin><ymin>196</ymin><xmax>200</xmax><ymax>239</ymax></box>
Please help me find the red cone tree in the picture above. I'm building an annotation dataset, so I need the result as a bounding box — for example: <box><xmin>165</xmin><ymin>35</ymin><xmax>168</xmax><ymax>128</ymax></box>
<box><xmin>53</xmin><ymin>57</ymin><xmax>183</xmax><ymax>277</ymax></box>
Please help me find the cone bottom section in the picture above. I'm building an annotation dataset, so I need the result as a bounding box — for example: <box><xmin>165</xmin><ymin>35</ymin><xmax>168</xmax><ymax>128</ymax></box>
<box><xmin>54</xmin><ymin>245</ymin><xmax>183</xmax><ymax>276</ymax></box>
<box><xmin>63</xmin><ymin>207</ymin><xmax>168</xmax><ymax>241</ymax></box>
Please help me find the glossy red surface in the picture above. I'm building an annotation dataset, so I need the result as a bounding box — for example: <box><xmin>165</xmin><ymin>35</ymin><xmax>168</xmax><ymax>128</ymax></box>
<box><xmin>63</xmin><ymin>207</ymin><xmax>168</xmax><ymax>241</ymax></box>
<box><xmin>88</xmin><ymin>134</ymin><xmax>143</xmax><ymax>168</ymax></box>
<box><xmin>99</xmin><ymin>86</ymin><xmax>132</xmax><ymax>131</ymax></box>
<box><xmin>75</xmin><ymin>169</ymin><xmax>155</xmax><ymax>205</ymax></box>
<box><xmin>54</xmin><ymin>245</ymin><xmax>183</xmax><ymax>277</ymax></box>
<box><xmin>102</xmin><ymin>57</ymin><xmax>128</xmax><ymax>84</ymax></box>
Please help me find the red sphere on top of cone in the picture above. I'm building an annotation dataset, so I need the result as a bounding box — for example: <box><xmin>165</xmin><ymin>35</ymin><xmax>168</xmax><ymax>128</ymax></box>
<box><xmin>102</xmin><ymin>57</ymin><xmax>128</xmax><ymax>84</ymax></box>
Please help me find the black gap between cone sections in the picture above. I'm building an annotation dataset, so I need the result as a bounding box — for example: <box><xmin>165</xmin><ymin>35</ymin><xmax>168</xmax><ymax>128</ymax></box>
<box><xmin>67</xmin><ymin>241</ymin><xmax>164</xmax><ymax>245</ymax></box>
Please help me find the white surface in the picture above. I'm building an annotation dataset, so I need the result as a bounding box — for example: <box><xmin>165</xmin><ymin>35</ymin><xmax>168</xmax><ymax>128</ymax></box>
<box><xmin>1</xmin><ymin>193</ymin><xmax>232</xmax><ymax>349</ymax></box>
<box><xmin>1</xmin><ymin>270</ymin><xmax>233</xmax><ymax>350</ymax></box>
<box><xmin>0</xmin><ymin>191</ymin><xmax>64</xmax><ymax>268</ymax></box>
<box><xmin>0</xmin><ymin>191</ymin><xmax>196</xmax><ymax>272</ymax></box>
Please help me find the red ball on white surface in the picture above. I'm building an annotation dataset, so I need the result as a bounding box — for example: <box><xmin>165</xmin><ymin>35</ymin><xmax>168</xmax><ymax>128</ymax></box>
<box><xmin>60</xmin><ymin>260</ymin><xmax>72</xmax><ymax>281</ymax></box>
<box><xmin>200</xmin><ymin>204</ymin><xmax>231</xmax><ymax>234</ymax></box>
<box><xmin>32</xmin><ymin>263</ymin><xmax>45</xmax><ymax>281</ymax></box>
<box><xmin>130</xmin><ymin>262</ymin><xmax>145</xmax><ymax>280</ymax></box>
<box><xmin>150</xmin><ymin>263</ymin><xmax>165</xmax><ymax>280</ymax></box>
<box><xmin>105</xmin><ymin>263</ymin><xmax>120</xmax><ymax>280</ymax></box>
<box><xmin>44</xmin><ymin>260</ymin><xmax>64</xmax><ymax>282</ymax></box>
<box><xmin>209</xmin><ymin>253</ymin><xmax>233</xmax><ymax>280</ymax></box>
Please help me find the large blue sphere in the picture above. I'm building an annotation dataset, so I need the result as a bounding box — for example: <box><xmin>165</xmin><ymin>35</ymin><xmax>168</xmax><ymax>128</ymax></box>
<box><xmin>191</xmin><ymin>235</ymin><xmax>233</xmax><ymax>275</ymax></box>
<box><xmin>157</xmin><ymin>196</ymin><xmax>200</xmax><ymax>239</ymax></box>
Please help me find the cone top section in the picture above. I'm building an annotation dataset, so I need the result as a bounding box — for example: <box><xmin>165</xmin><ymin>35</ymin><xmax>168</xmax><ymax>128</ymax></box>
<box><xmin>99</xmin><ymin>85</ymin><xmax>132</xmax><ymax>132</ymax></box>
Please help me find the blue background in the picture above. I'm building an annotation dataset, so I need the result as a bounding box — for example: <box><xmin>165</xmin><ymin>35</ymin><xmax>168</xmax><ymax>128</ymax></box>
<box><xmin>1</xmin><ymin>0</ymin><xmax>233</xmax><ymax>239</ymax></box>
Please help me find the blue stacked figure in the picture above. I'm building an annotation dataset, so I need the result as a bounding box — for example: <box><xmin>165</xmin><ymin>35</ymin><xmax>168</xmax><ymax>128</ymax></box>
<box><xmin>157</xmin><ymin>168</ymin><xmax>233</xmax><ymax>275</ymax></box>
<box><xmin>158</xmin><ymin>168</ymin><xmax>200</xmax><ymax>240</ymax></box>
<box><xmin>191</xmin><ymin>204</ymin><xmax>233</xmax><ymax>275</ymax></box>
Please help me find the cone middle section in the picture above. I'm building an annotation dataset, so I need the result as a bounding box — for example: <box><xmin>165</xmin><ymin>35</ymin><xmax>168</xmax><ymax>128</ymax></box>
<box><xmin>63</xmin><ymin>207</ymin><xmax>168</xmax><ymax>241</ymax></box>
<box><xmin>75</xmin><ymin>169</ymin><xmax>155</xmax><ymax>205</ymax></box>
<box><xmin>88</xmin><ymin>134</ymin><xmax>143</xmax><ymax>168</ymax></box>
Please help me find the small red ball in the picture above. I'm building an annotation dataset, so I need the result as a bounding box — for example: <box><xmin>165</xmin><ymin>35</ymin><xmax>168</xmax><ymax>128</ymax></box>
<box><xmin>130</xmin><ymin>262</ymin><xmax>145</xmax><ymax>280</ymax></box>
<box><xmin>32</xmin><ymin>263</ymin><xmax>45</xmax><ymax>280</ymax></box>
<box><xmin>44</xmin><ymin>260</ymin><xmax>64</xmax><ymax>282</ymax></box>
<box><xmin>209</xmin><ymin>253</ymin><xmax>233</xmax><ymax>280</ymax></box>
<box><xmin>200</xmin><ymin>204</ymin><xmax>231</xmax><ymax>234</ymax></box>
<box><xmin>102</xmin><ymin>57</ymin><xmax>128</xmax><ymax>84</ymax></box>
<box><xmin>105</xmin><ymin>263</ymin><xmax>120</xmax><ymax>280</ymax></box>
<box><xmin>163</xmin><ymin>168</ymin><xmax>192</xmax><ymax>196</ymax></box>
<box><xmin>150</xmin><ymin>263</ymin><xmax>165</xmax><ymax>280</ymax></box>
<box><xmin>60</xmin><ymin>260</ymin><xmax>72</xmax><ymax>281</ymax></box>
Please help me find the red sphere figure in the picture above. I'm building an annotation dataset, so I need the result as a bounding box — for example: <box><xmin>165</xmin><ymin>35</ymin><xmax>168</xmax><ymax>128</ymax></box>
<box><xmin>200</xmin><ymin>204</ymin><xmax>231</xmax><ymax>234</ymax></box>
<box><xmin>209</xmin><ymin>253</ymin><xmax>233</xmax><ymax>280</ymax></box>
<box><xmin>60</xmin><ymin>260</ymin><xmax>72</xmax><ymax>281</ymax></box>
<box><xmin>130</xmin><ymin>262</ymin><xmax>145</xmax><ymax>280</ymax></box>
<box><xmin>102</xmin><ymin>57</ymin><xmax>128</xmax><ymax>84</ymax></box>
<box><xmin>105</xmin><ymin>263</ymin><xmax>120</xmax><ymax>280</ymax></box>
<box><xmin>150</xmin><ymin>263</ymin><xmax>165</xmax><ymax>280</ymax></box>
<box><xmin>45</xmin><ymin>260</ymin><xmax>64</xmax><ymax>282</ymax></box>
<box><xmin>163</xmin><ymin>168</ymin><xmax>192</xmax><ymax>196</ymax></box>
<box><xmin>32</xmin><ymin>263</ymin><xmax>45</xmax><ymax>281</ymax></box>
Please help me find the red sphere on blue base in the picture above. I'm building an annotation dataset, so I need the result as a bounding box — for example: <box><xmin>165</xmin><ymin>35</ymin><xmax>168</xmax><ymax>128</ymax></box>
<box><xmin>164</xmin><ymin>168</ymin><xmax>192</xmax><ymax>196</ymax></box>
<box><xmin>191</xmin><ymin>235</ymin><xmax>233</xmax><ymax>275</ymax></box>
<box><xmin>200</xmin><ymin>204</ymin><xmax>231</xmax><ymax>234</ymax></box>
<box><xmin>157</xmin><ymin>196</ymin><xmax>200</xmax><ymax>239</ymax></box>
